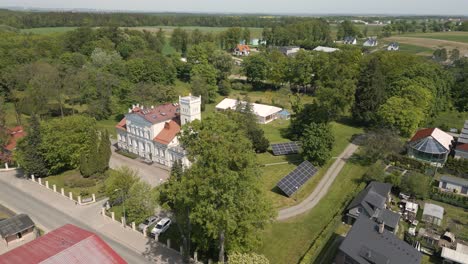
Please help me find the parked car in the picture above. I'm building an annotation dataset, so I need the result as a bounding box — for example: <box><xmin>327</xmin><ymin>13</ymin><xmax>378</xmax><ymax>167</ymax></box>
<box><xmin>151</xmin><ymin>218</ymin><xmax>171</xmax><ymax>235</ymax></box>
<box><xmin>138</xmin><ymin>216</ymin><xmax>158</xmax><ymax>231</ymax></box>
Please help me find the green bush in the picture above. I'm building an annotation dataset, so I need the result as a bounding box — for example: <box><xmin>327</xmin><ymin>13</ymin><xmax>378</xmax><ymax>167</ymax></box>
<box><xmin>116</xmin><ymin>149</ymin><xmax>138</xmax><ymax>159</ymax></box>
<box><xmin>430</xmin><ymin>188</ymin><xmax>468</xmax><ymax>209</ymax></box>
<box><xmin>443</xmin><ymin>157</ymin><xmax>468</xmax><ymax>178</ymax></box>
<box><xmin>387</xmin><ymin>154</ymin><xmax>430</xmax><ymax>173</ymax></box>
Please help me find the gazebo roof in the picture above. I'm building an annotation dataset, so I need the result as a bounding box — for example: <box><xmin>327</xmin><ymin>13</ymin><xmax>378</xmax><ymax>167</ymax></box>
<box><xmin>409</xmin><ymin>128</ymin><xmax>453</xmax><ymax>154</ymax></box>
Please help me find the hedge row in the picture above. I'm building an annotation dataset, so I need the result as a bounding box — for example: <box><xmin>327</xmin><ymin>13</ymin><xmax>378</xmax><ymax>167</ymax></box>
<box><xmin>386</xmin><ymin>154</ymin><xmax>430</xmax><ymax>174</ymax></box>
<box><xmin>430</xmin><ymin>188</ymin><xmax>468</xmax><ymax>209</ymax></box>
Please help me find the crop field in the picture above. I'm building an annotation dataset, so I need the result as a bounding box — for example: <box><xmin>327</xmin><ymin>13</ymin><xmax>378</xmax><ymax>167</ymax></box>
<box><xmin>402</xmin><ymin>32</ymin><xmax>468</xmax><ymax>43</ymax></box>
<box><xmin>385</xmin><ymin>32</ymin><xmax>468</xmax><ymax>55</ymax></box>
<box><xmin>21</xmin><ymin>27</ymin><xmax>77</xmax><ymax>34</ymax></box>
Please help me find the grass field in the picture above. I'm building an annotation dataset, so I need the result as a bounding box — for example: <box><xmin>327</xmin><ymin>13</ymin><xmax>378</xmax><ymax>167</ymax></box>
<box><xmin>21</xmin><ymin>27</ymin><xmax>78</xmax><ymax>34</ymax></box>
<box><xmin>385</xmin><ymin>32</ymin><xmax>468</xmax><ymax>55</ymax></box>
<box><xmin>428</xmin><ymin>200</ymin><xmax>468</xmax><ymax>241</ymax></box>
<box><xmin>397</xmin><ymin>43</ymin><xmax>434</xmax><ymax>55</ymax></box>
<box><xmin>403</xmin><ymin>32</ymin><xmax>468</xmax><ymax>43</ymax></box>
<box><xmin>256</xmin><ymin>158</ymin><xmax>368</xmax><ymax>264</ymax></box>
<box><xmin>259</xmin><ymin>119</ymin><xmax>363</xmax><ymax>209</ymax></box>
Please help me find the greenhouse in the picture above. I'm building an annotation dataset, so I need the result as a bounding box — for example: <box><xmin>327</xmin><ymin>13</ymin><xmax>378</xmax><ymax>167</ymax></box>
<box><xmin>408</xmin><ymin>128</ymin><xmax>454</xmax><ymax>167</ymax></box>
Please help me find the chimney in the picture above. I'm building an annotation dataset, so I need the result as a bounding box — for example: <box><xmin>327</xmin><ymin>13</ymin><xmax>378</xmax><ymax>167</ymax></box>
<box><xmin>378</xmin><ymin>222</ymin><xmax>385</xmax><ymax>234</ymax></box>
<box><xmin>151</xmin><ymin>105</ymin><xmax>154</xmax><ymax>109</ymax></box>
<box><xmin>141</xmin><ymin>105</ymin><xmax>144</xmax><ymax>110</ymax></box>
<box><xmin>128</xmin><ymin>108</ymin><xmax>132</xmax><ymax>113</ymax></box>
<box><xmin>132</xmin><ymin>104</ymin><xmax>135</xmax><ymax>109</ymax></box>
<box><xmin>137</xmin><ymin>103</ymin><xmax>140</xmax><ymax>108</ymax></box>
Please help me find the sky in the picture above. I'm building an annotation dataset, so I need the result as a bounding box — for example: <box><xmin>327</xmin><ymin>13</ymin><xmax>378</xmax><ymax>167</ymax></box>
<box><xmin>1</xmin><ymin>0</ymin><xmax>468</xmax><ymax>15</ymax></box>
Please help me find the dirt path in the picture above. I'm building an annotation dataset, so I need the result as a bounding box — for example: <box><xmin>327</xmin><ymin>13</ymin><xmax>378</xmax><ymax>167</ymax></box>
<box><xmin>277</xmin><ymin>142</ymin><xmax>359</xmax><ymax>221</ymax></box>
<box><xmin>385</xmin><ymin>36</ymin><xmax>468</xmax><ymax>54</ymax></box>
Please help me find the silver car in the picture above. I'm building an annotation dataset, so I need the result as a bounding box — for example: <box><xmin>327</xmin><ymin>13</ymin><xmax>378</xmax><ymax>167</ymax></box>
<box><xmin>151</xmin><ymin>218</ymin><xmax>171</xmax><ymax>235</ymax></box>
<box><xmin>138</xmin><ymin>216</ymin><xmax>158</xmax><ymax>231</ymax></box>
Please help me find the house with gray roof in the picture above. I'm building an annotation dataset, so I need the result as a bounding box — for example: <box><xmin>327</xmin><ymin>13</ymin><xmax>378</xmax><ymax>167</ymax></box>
<box><xmin>363</xmin><ymin>37</ymin><xmax>378</xmax><ymax>47</ymax></box>
<box><xmin>346</xmin><ymin>182</ymin><xmax>400</xmax><ymax>233</ymax></box>
<box><xmin>458</xmin><ymin>120</ymin><xmax>468</xmax><ymax>144</ymax></box>
<box><xmin>344</xmin><ymin>36</ymin><xmax>357</xmax><ymax>45</ymax></box>
<box><xmin>439</xmin><ymin>175</ymin><xmax>468</xmax><ymax>196</ymax></box>
<box><xmin>0</xmin><ymin>214</ymin><xmax>36</xmax><ymax>247</ymax></box>
<box><xmin>336</xmin><ymin>216</ymin><xmax>422</xmax><ymax>264</ymax></box>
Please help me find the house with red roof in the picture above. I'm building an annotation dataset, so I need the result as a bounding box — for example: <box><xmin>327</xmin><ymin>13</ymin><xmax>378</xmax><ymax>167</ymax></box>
<box><xmin>0</xmin><ymin>224</ymin><xmax>127</xmax><ymax>264</ymax></box>
<box><xmin>407</xmin><ymin>128</ymin><xmax>454</xmax><ymax>167</ymax></box>
<box><xmin>116</xmin><ymin>94</ymin><xmax>201</xmax><ymax>168</ymax></box>
<box><xmin>233</xmin><ymin>44</ymin><xmax>250</xmax><ymax>56</ymax></box>
<box><xmin>0</xmin><ymin>126</ymin><xmax>26</xmax><ymax>164</ymax></box>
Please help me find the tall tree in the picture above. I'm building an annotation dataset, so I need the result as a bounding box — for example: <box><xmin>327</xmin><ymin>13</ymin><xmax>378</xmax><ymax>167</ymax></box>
<box><xmin>104</xmin><ymin>166</ymin><xmax>139</xmax><ymax>205</ymax></box>
<box><xmin>126</xmin><ymin>181</ymin><xmax>157</xmax><ymax>224</ymax></box>
<box><xmin>15</xmin><ymin>115</ymin><xmax>48</xmax><ymax>177</ymax></box>
<box><xmin>300</xmin><ymin>122</ymin><xmax>335</xmax><ymax>166</ymax></box>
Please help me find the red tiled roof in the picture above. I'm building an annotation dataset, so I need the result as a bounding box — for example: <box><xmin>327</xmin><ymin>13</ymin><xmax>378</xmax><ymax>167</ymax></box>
<box><xmin>457</xmin><ymin>143</ymin><xmax>468</xmax><ymax>151</ymax></box>
<box><xmin>115</xmin><ymin>117</ymin><xmax>127</xmax><ymax>131</ymax></box>
<box><xmin>235</xmin><ymin>44</ymin><xmax>250</xmax><ymax>52</ymax></box>
<box><xmin>0</xmin><ymin>224</ymin><xmax>127</xmax><ymax>264</ymax></box>
<box><xmin>410</xmin><ymin>128</ymin><xmax>436</xmax><ymax>143</ymax></box>
<box><xmin>154</xmin><ymin>120</ymin><xmax>181</xmax><ymax>145</ymax></box>
<box><xmin>3</xmin><ymin>126</ymin><xmax>26</xmax><ymax>151</ymax></box>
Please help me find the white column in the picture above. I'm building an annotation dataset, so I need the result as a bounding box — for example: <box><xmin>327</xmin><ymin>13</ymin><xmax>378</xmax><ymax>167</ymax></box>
<box><xmin>53</xmin><ymin>184</ymin><xmax>57</xmax><ymax>192</ymax></box>
<box><xmin>111</xmin><ymin>212</ymin><xmax>115</xmax><ymax>221</ymax></box>
<box><xmin>61</xmin><ymin>188</ymin><xmax>65</xmax><ymax>196</ymax></box>
<box><xmin>194</xmin><ymin>252</ymin><xmax>198</xmax><ymax>262</ymax></box>
<box><xmin>31</xmin><ymin>175</ymin><xmax>35</xmax><ymax>182</ymax></box>
<box><xmin>92</xmin><ymin>194</ymin><xmax>96</xmax><ymax>202</ymax></box>
<box><xmin>69</xmin><ymin>192</ymin><xmax>73</xmax><ymax>200</ymax></box>
<box><xmin>121</xmin><ymin>217</ymin><xmax>126</xmax><ymax>227</ymax></box>
<box><xmin>167</xmin><ymin>239</ymin><xmax>171</xmax><ymax>248</ymax></box>
<box><xmin>143</xmin><ymin>227</ymin><xmax>148</xmax><ymax>237</ymax></box>
<box><xmin>132</xmin><ymin>222</ymin><xmax>136</xmax><ymax>231</ymax></box>
<box><xmin>5</xmin><ymin>163</ymin><xmax>8</xmax><ymax>170</ymax></box>
<box><xmin>78</xmin><ymin>196</ymin><xmax>82</xmax><ymax>205</ymax></box>
<box><xmin>101</xmin><ymin>207</ymin><xmax>106</xmax><ymax>216</ymax></box>
<box><xmin>45</xmin><ymin>181</ymin><xmax>49</xmax><ymax>189</ymax></box>
<box><xmin>38</xmin><ymin>178</ymin><xmax>42</xmax><ymax>185</ymax></box>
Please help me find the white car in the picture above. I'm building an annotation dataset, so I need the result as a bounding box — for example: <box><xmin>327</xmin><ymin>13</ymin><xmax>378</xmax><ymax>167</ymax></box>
<box><xmin>151</xmin><ymin>218</ymin><xmax>171</xmax><ymax>235</ymax></box>
<box><xmin>138</xmin><ymin>216</ymin><xmax>158</xmax><ymax>231</ymax></box>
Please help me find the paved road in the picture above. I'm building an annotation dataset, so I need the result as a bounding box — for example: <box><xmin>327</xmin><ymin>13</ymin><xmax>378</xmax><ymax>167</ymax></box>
<box><xmin>0</xmin><ymin>170</ymin><xmax>182</xmax><ymax>263</ymax></box>
<box><xmin>110</xmin><ymin>144</ymin><xmax>170</xmax><ymax>187</ymax></box>
<box><xmin>277</xmin><ymin>142</ymin><xmax>359</xmax><ymax>221</ymax></box>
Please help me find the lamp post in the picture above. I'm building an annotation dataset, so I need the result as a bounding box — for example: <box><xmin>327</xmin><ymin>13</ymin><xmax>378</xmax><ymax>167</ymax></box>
<box><xmin>114</xmin><ymin>188</ymin><xmax>126</xmax><ymax>218</ymax></box>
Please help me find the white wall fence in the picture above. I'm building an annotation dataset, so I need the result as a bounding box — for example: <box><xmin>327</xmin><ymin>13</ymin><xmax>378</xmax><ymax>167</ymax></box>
<box><xmin>29</xmin><ymin>175</ymin><xmax>96</xmax><ymax>206</ymax></box>
<box><xmin>100</xmin><ymin>208</ymin><xmax>203</xmax><ymax>263</ymax></box>
<box><xmin>0</xmin><ymin>163</ymin><xmax>18</xmax><ymax>172</ymax></box>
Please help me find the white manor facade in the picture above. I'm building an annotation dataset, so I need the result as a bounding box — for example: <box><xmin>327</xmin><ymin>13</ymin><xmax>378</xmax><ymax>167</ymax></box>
<box><xmin>116</xmin><ymin>95</ymin><xmax>201</xmax><ymax>168</ymax></box>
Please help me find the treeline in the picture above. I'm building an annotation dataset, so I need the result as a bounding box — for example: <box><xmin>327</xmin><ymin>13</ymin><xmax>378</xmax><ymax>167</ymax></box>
<box><xmin>0</xmin><ymin>9</ymin><xmax>319</xmax><ymax>29</ymax></box>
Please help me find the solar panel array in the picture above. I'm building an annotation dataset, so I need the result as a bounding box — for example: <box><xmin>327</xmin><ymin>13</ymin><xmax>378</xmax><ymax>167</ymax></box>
<box><xmin>276</xmin><ymin>161</ymin><xmax>318</xmax><ymax>197</ymax></box>
<box><xmin>271</xmin><ymin>142</ymin><xmax>300</xmax><ymax>156</ymax></box>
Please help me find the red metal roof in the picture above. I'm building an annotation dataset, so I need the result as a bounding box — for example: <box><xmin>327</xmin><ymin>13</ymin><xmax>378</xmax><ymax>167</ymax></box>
<box><xmin>154</xmin><ymin>120</ymin><xmax>181</xmax><ymax>145</ymax></box>
<box><xmin>131</xmin><ymin>104</ymin><xmax>179</xmax><ymax>124</ymax></box>
<box><xmin>115</xmin><ymin>117</ymin><xmax>127</xmax><ymax>131</ymax></box>
<box><xmin>409</xmin><ymin>128</ymin><xmax>436</xmax><ymax>143</ymax></box>
<box><xmin>235</xmin><ymin>44</ymin><xmax>250</xmax><ymax>52</ymax></box>
<box><xmin>0</xmin><ymin>224</ymin><xmax>127</xmax><ymax>264</ymax></box>
<box><xmin>3</xmin><ymin>126</ymin><xmax>26</xmax><ymax>151</ymax></box>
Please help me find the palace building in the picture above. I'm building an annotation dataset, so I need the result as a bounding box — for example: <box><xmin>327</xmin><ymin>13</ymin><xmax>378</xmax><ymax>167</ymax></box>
<box><xmin>115</xmin><ymin>94</ymin><xmax>201</xmax><ymax>168</ymax></box>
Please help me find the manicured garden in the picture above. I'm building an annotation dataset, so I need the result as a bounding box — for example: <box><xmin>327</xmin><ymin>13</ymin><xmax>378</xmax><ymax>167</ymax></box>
<box><xmin>44</xmin><ymin>170</ymin><xmax>107</xmax><ymax>199</ymax></box>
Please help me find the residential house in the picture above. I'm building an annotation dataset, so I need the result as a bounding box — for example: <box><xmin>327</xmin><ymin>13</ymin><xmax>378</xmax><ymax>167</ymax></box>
<box><xmin>0</xmin><ymin>126</ymin><xmax>26</xmax><ymax>164</ymax></box>
<box><xmin>439</xmin><ymin>175</ymin><xmax>468</xmax><ymax>196</ymax></box>
<box><xmin>344</xmin><ymin>36</ymin><xmax>357</xmax><ymax>45</ymax></box>
<box><xmin>0</xmin><ymin>214</ymin><xmax>35</xmax><ymax>247</ymax></box>
<box><xmin>422</xmin><ymin>203</ymin><xmax>444</xmax><ymax>226</ymax></box>
<box><xmin>363</xmin><ymin>37</ymin><xmax>378</xmax><ymax>47</ymax></box>
<box><xmin>346</xmin><ymin>182</ymin><xmax>400</xmax><ymax>233</ymax></box>
<box><xmin>336</xmin><ymin>216</ymin><xmax>422</xmax><ymax>264</ymax></box>
<box><xmin>278</xmin><ymin>46</ymin><xmax>301</xmax><ymax>56</ymax></box>
<box><xmin>0</xmin><ymin>224</ymin><xmax>127</xmax><ymax>263</ymax></box>
<box><xmin>387</xmin><ymin>42</ymin><xmax>400</xmax><ymax>51</ymax></box>
<box><xmin>441</xmin><ymin>243</ymin><xmax>468</xmax><ymax>264</ymax></box>
<box><xmin>408</xmin><ymin>128</ymin><xmax>454</xmax><ymax>167</ymax></box>
<box><xmin>233</xmin><ymin>44</ymin><xmax>250</xmax><ymax>56</ymax></box>
<box><xmin>116</xmin><ymin>94</ymin><xmax>201</xmax><ymax>168</ymax></box>
<box><xmin>215</xmin><ymin>98</ymin><xmax>283</xmax><ymax>124</ymax></box>
<box><xmin>313</xmin><ymin>46</ymin><xmax>339</xmax><ymax>53</ymax></box>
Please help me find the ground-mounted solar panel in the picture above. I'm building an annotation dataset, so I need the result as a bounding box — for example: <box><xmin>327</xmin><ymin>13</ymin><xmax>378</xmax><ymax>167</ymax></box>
<box><xmin>276</xmin><ymin>160</ymin><xmax>318</xmax><ymax>197</ymax></box>
<box><xmin>271</xmin><ymin>142</ymin><xmax>301</xmax><ymax>156</ymax></box>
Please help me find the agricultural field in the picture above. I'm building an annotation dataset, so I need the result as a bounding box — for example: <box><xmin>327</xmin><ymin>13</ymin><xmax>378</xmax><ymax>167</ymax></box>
<box><xmin>20</xmin><ymin>27</ymin><xmax>77</xmax><ymax>34</ymax></box>
<box><xmin>329</xmin><ymin>23</ymin><xmax>384</xmax><ymax>39</ymax></box>
<box><xmin>124</xmin><ymin>26</ymin><xmax>264</xmax><ymax>38</ymax></box>
<box><xmin>384</xmin><ymin>31</ymin><xmax>468</xmax><ymax>55</ymax></box>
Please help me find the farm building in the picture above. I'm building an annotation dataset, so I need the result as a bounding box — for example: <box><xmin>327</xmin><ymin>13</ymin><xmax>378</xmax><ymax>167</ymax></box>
<box><xmin>439</xmin><ymin>175</ymin><xmax>468</xmax><ymax>195</ymax></box>
<box><xmin>0</xmin><ymin>224</ymin><xmax>126</xmax><ymax>264</ymax></box>
<box><xmin>215</xmin><ymin>98</ymin><xmax>283</xmax><ymax>124</ymax></box>
<box><xmin>233</xmin><ymin>44</ymin><xmax>250</xmax><ymax>56</ymax></box>
<box><xmin>407</xmin><ymin>128</ymin><xmax>454</xmax><ymax>167</ymax></box>
<box><xmin>313</xmin><ymin>46</ymin><xmax>339</xmax><ymax>53</ymax></box>
<box><xmin>278</xmin><ymin>46</ymin><xmax>301</xmax><ymax>56</ymax></box>
<box><xmin>0</xmin><ymin>214</ymin><xmax>35</xmax><ymax>247</ymax></box>
<box><xmin>363</xmin><ymin>37</ymin><xmax>378</xmax><ymax>47</ymax></box>
<box><xmin>422</xmin><ymin>203</ymin><xmax>444</xmax><ymax>226</ymax></box>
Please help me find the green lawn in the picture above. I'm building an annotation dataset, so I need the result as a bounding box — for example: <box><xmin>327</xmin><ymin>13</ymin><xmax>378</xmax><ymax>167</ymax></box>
<box><xmin>403</xmin><ymin>32</ymin><xmax>468</xmax><ymax>43</ymax></box>
<box><xmin>428</xmin><ymin>110</ymin><xmax>468</xmax><ymax>131</ymax></box>
<box><xmin>256</xmin><ymin>158</ymin><xmax>368</xmax><ymax>264</ymax></box>
<box><xmin>44</xmin><ymin>169</ymin><xmax>107</xmax><ymax>199</ymax></box>
<box><xmin>397</xmin><ymin>43</ymin><xmax>434</xmax><ymax>55</ymax></box>
<box><xmin>0</xmin><ymin>204</ymin><xmax>15</xmax><ymax>220</ymax></box>
<box><xmin>259</xmin><ymin>120</ymin><xmax>363</xmax><ymax>209</ymax></box>
<box><xmin>20</xmin><ymin>27</ymin><xmax>78</xmax><ymax>34</ymax></box>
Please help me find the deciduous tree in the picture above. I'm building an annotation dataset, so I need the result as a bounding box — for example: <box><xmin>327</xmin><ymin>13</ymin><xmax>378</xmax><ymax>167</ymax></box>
<box><xmin>301</xmin><ymin>122</ymin><xmax>334</xmax><ymax>166</ymax></box>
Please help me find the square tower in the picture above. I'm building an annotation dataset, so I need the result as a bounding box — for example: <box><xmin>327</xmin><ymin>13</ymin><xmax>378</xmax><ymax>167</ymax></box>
<box><xmin>179</xmin><ymin>94</ymin><xmax>201</xmax><ymax>126</ymax></box>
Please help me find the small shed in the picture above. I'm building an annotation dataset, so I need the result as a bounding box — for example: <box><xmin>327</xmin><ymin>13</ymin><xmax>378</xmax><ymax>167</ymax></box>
<box><xmin>0</xmin><ymin>214</ymin><xmax>35</xmax><ymax>246</ymax></box>
<box><xmin>278</xmin><ymin>110</ymin><xmax>291</xmax><ymax>120</ymax></box>
<box><xmin>422</xmin><ymin>203</ymin><xmax>444</xmax><ymax>226</ymax></box>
